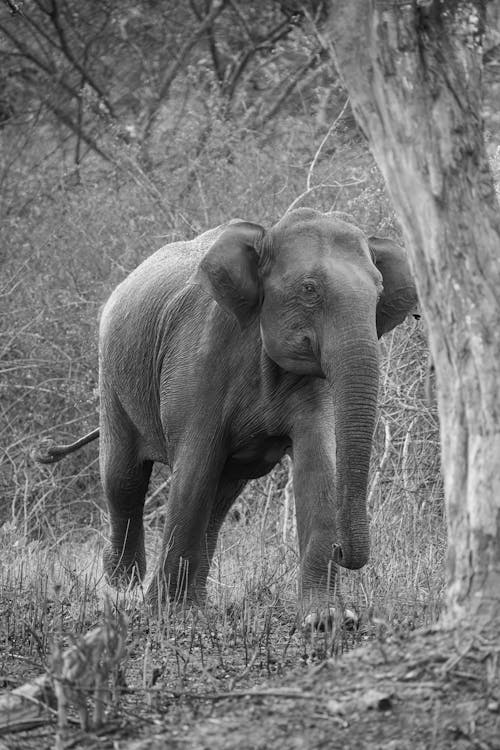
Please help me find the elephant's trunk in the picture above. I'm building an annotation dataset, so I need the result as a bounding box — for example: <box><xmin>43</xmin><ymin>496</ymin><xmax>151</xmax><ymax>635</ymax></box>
<box><xmin>324</xmin><ymin>333</ymin><xmax>379</xmax><ymax>570</ymax></box>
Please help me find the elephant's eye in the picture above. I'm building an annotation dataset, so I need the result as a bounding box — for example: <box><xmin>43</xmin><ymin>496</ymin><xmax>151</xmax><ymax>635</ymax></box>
<box><xmin>300</xmin><ymin>280</ymin><xmax>319</xmax><ymax>297</ymax></box>
<box><xmin>296</xmin><ymin>278</ymin><xmax>322</xmax><ymax>307</ymax></box>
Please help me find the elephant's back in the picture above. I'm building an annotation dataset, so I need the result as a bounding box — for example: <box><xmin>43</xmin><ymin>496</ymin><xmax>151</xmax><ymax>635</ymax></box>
<box><xmin>100</xmin><ymin>222</ymin><xmax>231</xmax><ymax>326</ymax></box>
<box><xmin>125</xmin><ymin>223</ymin><xmax>228</xmax><ymax>291</ymax></box>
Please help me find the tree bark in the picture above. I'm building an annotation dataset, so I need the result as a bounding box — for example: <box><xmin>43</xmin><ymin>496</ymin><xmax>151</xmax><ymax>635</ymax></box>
<box><xmin>327</xmin><ymin>1</ymin><xmax>500</xmax><ymax>631</ymax></box>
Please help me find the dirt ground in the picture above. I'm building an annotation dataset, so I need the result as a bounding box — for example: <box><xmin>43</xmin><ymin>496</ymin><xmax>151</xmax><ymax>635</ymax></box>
<box><xmin>3</xmin><ymin>625</ymin><xmax>499</xmax><ymax>750</ymax></box>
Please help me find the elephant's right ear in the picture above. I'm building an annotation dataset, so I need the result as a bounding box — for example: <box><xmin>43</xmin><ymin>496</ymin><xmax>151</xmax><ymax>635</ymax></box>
<box><xmin>369</xmin><ymin>236</ymin><xmax>419</xmax><ymax>338</ymax></box>
<box><xmin>194</xmin><ymin>222</ymin><xmax>264</xmax><ymax>328</ymax></box>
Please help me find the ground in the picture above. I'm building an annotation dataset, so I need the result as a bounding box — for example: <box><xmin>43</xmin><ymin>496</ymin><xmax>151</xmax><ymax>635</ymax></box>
<box><xmin>2</xmin><ymin>616</ymin><xmax>499</xmax><ymax>750</ymax></box>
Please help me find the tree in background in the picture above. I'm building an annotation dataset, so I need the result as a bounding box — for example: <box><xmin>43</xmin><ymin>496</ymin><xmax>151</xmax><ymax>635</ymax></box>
<box><xmin>0</xmin><ymin>0</ymin><xmax>330</xmax><ymax>170</ymax></box>
<box><xmin>328</xmin><ymin>1</ymin><xmax>500</xmax><ymax>638</ymax></box>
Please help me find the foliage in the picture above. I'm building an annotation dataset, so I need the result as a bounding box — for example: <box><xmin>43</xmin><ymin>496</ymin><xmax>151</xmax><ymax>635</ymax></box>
<box><xmin>0</xmin><ymin>0</ymin><xmax>331</xmax><ymax>169</ymax></box>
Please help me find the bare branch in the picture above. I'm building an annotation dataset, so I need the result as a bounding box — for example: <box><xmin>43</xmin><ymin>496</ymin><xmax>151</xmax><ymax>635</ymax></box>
<box><xmin>206</xmin><ymin>23</ymin><xmax>225</xmax><ymax>84</ymax></box>
<box><xmin>0</xmin><ymin>22</ymin><xmax>86</xmax><ymax>109</ymax></box>
<box><xmin>157</xmin><ymin>0</ymin><xmax>228</xmax><ymax>100</ymax></box>
<box><xmin>258</xmin><ymin>50</ymin><xmax>320</xmax><ymax>126</ymax></box>
<box><xmin>228</xmin><ymin>0</ymin><xmax>254</xmax><ymax>41</ymax></box>
<box><xmin>306</xmin><ymin>96</ymin><xmax>350</xmax><ymax>190</ymax></box>
<box><xmin>284</xmin><ymin>179</ymin><xmax>366</xmax><ymax>214</ymax></box>
<box><xmin>223</xmin><ymin>18</ymin><xmax>296</xmax><ymax>102</ymax></box>
<box><xmin>42</xmin><ymin>97</ymin><xmax>113</xmax><ymax>164</ymax></box>
<box><xmin>188</xmin><ymin>0</ymin><xmax>203</xmax><ymax>20</ymax></box>
<box><xmin>141</xmin><ymin>0</ymin><xmax>229</xmax><ymax>142</ymax></box>
<box><xmin>47</xmin><ymin>0</ymin><xmax>115</xmax><ymax>118</ymax></box>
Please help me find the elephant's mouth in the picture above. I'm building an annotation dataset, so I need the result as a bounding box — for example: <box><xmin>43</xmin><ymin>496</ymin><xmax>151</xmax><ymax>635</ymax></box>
<box><xmin>261</xmin><ymin>328</ymin><xmax>325</xmax><ymax>377</ymax></box>
<box><xmin>277</xmin><ymin>344</ymin><xmax>325</xmax><ymax>377</ymax></box>
<box><xmin>293</xmin><ymin>334</ymin><xmax>322</xmax><ymax>363</ymax></box>
<box><xmin>273</xmin><ymin>354</ymin><xmax>325</xmax><ymax>377</ymax></box>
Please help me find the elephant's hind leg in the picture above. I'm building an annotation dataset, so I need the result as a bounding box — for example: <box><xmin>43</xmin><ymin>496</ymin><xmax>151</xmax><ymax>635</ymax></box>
<box><xmin>146</xmin><ymin>439</ymin><xmax>227</xmax><ymax>607</ymax></box>
<box><xmin>100</xmin><ymin>408</ymin><xmax>153</xmax><ymax>587</ymax></box>
<box><xmin>196</xmin><ymin>477</ymin><xmax>247</xmax><ymax>594</ymax></box>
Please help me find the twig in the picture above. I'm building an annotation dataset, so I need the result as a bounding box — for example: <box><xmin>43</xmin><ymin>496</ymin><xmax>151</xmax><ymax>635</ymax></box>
<box><xmin>227</xmin><ymin>649</ymin><xmax>260</xmax><ymax>691</ymax></box>
<box><xmin>168</xmin><ymin>687</ymin><xmax>318</xmax><ymax>702</ymax></box>
<box><xmin>306</xmin><ymin>97</ymin><xmax>350</xmax><ymax>191</ymax></box>
<box><xmin>402</xmin><ymin>417</ymin><xmax>417</xmax><ymax>502</ymax></box>
<box><xmin>367</xmin><ymin>417</ymin><xmax>391</xmax><ymax>508</ymax></box>
<box><xmin>284</xmin><ymin>178</ymin><xmax>365</xmax><ymax>214</ymax></box>
<box><xmin>282</xmin><ymin>457</ymin><xmax>294</xmax><ymax>542</ymax></box>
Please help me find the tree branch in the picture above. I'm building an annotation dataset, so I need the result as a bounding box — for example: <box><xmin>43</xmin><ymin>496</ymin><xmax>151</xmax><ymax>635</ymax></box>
<box><xmin>223</xmin><ymin>18</ymin><xmax>296</xmax><ymax>102</ymax></box>
<box><xmin>157</xmin><ymin>0</ymin><xmax>228</xmax><ymax>100</ymax></box>
<box><xmin>42</xmin><ymin>97</ymin><xmax>112</xmax><ymax>165</ymax></box>
<box><xmin>0</xmin><ymin>21</ymin><xmax>76</xmax><ymax>101</ymax></box>
<box><xmin>306</xmin><ymin>96</ymin><xmax>350</xmax><ymax>190</ymax></box>
<box><xmin>258</xmin><ymin>50</ymin><xmax>321</xmax><ymax>126</ymax></box>
<box><xmin>141</xmin><ymin>0</ymin><xmax>229</xmax><ymax>142</ymax></box>
<box><xmin>46</xmin><ymin>0</ymin><xmax>115</xmax><ymax>118</ymax></box>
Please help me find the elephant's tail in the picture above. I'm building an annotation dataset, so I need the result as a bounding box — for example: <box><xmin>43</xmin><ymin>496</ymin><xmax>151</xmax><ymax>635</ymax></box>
<box><xmin>36</xmin><ymin>427</ymin><xmax>100</xmax><ymax>464</ymax></box>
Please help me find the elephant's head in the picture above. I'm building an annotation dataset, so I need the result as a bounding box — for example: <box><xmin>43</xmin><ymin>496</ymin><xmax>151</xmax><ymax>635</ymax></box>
<box><xmin>195</xmin><ymin>208</ymin><xmax>417</xmax><ymax>570</ymax></box>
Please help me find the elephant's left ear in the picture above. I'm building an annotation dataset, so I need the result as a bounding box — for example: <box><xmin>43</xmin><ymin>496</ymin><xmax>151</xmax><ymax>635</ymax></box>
<box><xmin>369</xmin><ymin>236</ymin><xmax>419</xmax><ymax>338</ymax></box>
<box><xmin>195</xmin><ymin>221</ymin><xmax>265</xmax><ymax>329</ymax></box>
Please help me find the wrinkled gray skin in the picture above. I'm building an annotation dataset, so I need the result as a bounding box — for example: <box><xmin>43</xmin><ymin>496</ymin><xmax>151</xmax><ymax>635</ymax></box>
<box><xmin>98</xmin><ymin>208</ymin><xmax>417</xmax><ymax>612</ymax></box>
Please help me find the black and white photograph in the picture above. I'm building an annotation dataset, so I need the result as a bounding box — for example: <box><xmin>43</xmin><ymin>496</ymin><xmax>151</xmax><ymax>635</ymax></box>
<box><xmin>1</xmin><ymin>1</ymin><xmax>500</xmax><ymax>747</ymax></box>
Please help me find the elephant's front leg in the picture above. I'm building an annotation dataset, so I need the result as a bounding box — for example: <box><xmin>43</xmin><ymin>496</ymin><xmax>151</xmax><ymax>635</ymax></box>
<box><xmin>147</xmin><ymin>443</ymin><xmax>225</xmax><ymax>607</ymax></box>
<box><xmin>291</xmin><ymin>427</ymin><xmax>339</xmax><ymax>616</ymax></box>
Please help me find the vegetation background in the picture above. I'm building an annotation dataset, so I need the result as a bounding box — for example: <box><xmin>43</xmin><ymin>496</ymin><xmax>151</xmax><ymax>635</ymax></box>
<box><xmin>1</xmin><ymin>0</ymin><xmax>497</xmax><ymax>746</ymax></box>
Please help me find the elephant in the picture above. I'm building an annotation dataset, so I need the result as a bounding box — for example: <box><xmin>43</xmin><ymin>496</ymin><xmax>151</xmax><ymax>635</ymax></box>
<box><xmin>38</xmin><ymin>208</ymin><xmax>418</xmax><ymax>617</ymax></box>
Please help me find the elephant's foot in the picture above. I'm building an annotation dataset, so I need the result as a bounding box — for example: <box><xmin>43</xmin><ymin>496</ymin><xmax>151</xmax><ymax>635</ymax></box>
<box><xmin>303</xmin><ymin>606</ymin><xmax>359</xmax><ymax>633</ymax></box>
<box><xmin>145</xmin><ymin>560</ymin><xmax>207</xmax><ymax>612</ymax></box>
<box><xmin>103</xmin><ymin>544</ymin><xmax>146</xmax><ymax>588</ymax></box>
<box><xmin>299</xmin><ymin>561</ymin><xmax>358</xmax><ymax>632</ymax></box>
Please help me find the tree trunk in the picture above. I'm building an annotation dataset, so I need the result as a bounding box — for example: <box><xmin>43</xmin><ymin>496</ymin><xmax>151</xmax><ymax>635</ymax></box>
<box><xmin>327</xmin><ymin>1</ymin><xmax>500</xmax><ymax>631</ymax></box>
